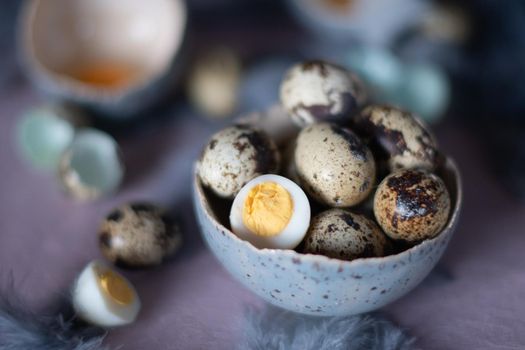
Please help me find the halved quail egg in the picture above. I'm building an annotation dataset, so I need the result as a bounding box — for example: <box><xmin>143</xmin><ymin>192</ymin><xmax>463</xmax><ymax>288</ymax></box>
<box><xmin>230</xmin><ymin>174</ymin><xmax>310</xmax><ymax>249</ymax></box>
<box><xmin>72</xmin><ymin>260</ymin><xmax>140</xmax><ymax>327</ymax></box>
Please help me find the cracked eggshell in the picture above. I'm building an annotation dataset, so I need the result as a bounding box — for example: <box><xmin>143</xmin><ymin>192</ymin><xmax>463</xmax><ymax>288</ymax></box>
<box><xmin>198</xmin><ymin>125</ymin><xmax>280</xmax><ymax>199</ymax></box>
<box><xmin>354</xmin><ymin>105</ymin><xmax>440</xmax><ymax>171</ymax></box>
<box><xmin>374</xmin><ymin>169</ymin><xmax>451</xmax><ymax>242</ymax></box>
<box><xmin>280</xmin><ymin>60</ymin><xmax>366</xmax><ymax>127</ymax></box>
<box><xmin>303</xmin><ymin>209</ymin><xmax>388</xmax><ymax>261</ymax></box>
<box><xmin>294</xmin><ymin>123</ymin><xmax>375</xmax><ymax>207</ymax></box>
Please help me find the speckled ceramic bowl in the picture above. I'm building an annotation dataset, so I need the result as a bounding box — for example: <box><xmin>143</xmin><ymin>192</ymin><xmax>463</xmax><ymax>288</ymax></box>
<box><xmin>19</xmin><ymin>0</ymin><xmax>187</xmax><ymax>118</ymax></box>
<box><xmin>193</xmin><ymin>158</ymin><xmax>461</xmax><ymax>316</ymax></box>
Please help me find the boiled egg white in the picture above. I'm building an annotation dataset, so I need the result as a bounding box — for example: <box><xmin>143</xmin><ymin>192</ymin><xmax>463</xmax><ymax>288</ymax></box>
<box><xmin>72</xmin><ymin>260</ymin><xmax>140</xmax><ymax>327</ymax></box>
<box><xmin>230</xmin><ymin>174</ymin><xmax>310</xmax><ymax>249</ymax></box>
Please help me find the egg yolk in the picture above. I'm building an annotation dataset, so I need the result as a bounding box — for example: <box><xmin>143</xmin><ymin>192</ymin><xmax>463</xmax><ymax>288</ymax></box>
<box><xmin>242</xmin><ymin>182</ymin><xmax>293</xmax><ymax>236</ymax></box>
<box><xmin>98</xmin><ymin>269</ymin><xmax>134</xmax><ymax>305</ymax></box>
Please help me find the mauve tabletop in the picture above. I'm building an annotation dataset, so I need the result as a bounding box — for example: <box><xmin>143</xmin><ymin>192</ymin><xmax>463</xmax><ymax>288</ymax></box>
<box><xmin>1</xmin><ymin>81</ymin><xmax>525</xmax><ymax>350</ymax></box>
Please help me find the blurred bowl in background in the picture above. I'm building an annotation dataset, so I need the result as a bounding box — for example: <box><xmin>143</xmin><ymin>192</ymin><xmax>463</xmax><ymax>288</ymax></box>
<box><xmin>286</xmin><ymin>0</ymin><xmax>427</xmax><ymax>45</ymax></box>
<box><xmin>193</xmin><ymin>158</ymin><xmax>461</xmax><ymax>316</ymax></box>
<box><xmin>19</xmin><ymin>0</ymin><xmax>187</xmax><ymax>118</ymax></box>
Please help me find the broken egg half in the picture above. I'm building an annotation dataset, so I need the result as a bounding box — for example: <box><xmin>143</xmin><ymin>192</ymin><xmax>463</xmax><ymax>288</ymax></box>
<box><xmin>72</xmin><ymin>260</ymin><xmax>140</xmax><ymax>327</ymax></box>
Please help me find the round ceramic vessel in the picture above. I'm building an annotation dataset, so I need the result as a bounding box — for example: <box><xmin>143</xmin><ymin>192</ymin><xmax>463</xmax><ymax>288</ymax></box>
<box><xmin>19</xmin><ymin>0</ymin><xmax>187</xmax><ymax>118</ymax></box>
<box><xmin>193</xmin><ymin>159</ymin><xmax>461</xmax><ymax>316</ymax></box>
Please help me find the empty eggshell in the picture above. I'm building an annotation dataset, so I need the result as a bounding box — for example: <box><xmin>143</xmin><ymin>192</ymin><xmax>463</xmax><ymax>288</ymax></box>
<box><xmin>280</xmin><ymin>60</ymin><xmax>366</xmax><ymax>127</ymax></box>
<box><xmin>58</xmin><ymin>129</ymin><xmax>124</xmax><ymax>200</ymax></box>
<box><xmin>17</xmin><ymin>105</ymin><xmax>79</xmax><ymax>170</ymax></box>
<box><xmin>374</xmin><ymin>169</ymin><xmax>451</xmax><ymax>242</ymax></box>
<box><xmin>99</xmin><ymin>202</ymin><xmax>182</xmax><ymax>268</ymax></box>
<box><xmin>353</xmin><ymin>104</ymin><xmax>440</xmax><ymax>171</ymax></box>
<box><xmin>294</xmin><ymin>122</ymin><xmax>375</xmax><ymax>207</ymax></box>
<box><xmin>20</xmin><ymin>0</ymin><xmax>187</xmax><ymax>117</ymax></box>
<box><xmin>303</xmin><ymin>209</ymin><xmax>387</xmax><ymax>261</ymax></box>
<box><xmin>198</xmin><ymin>125</ymin><xmax>280</xmax><ymax>199</ymax></box>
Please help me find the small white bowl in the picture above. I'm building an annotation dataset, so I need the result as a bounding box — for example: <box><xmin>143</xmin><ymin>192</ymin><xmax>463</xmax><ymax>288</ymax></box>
<box><xmin>19</xmin><ymin>0</ymin><xmax>187</xmax><ymax>118</ymax></box>
<box><xmin>193</xmin><ymin>158</ymin><xmax>461</xmax><ymax>316</ymax></box>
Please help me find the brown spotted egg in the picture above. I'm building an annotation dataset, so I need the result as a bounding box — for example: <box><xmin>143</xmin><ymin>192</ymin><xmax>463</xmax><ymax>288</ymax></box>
<box><xmin>280</xmin><ymin>60</ymin><xmax>366</xmax><ymax>127</ymax></box>
<box><xmin>353</xmin><ymin>105</ymin><xmax>440</xmax><ymax>171</ymax></box>
<box><xmin>303</xmin><ymin>209</ymin><xmax>387</xmax><ymax>261</ymax></box>
<box><xmin>99</xmin><ymin>203</ymin><xmax>182</xmax><ymax>268</ymax></box>
<box><xmin>198</xmin><ymin>125</ymin><xmax>280</xmax><ymax>198</ymax></box>
<box><xmin>374</xmin><ymin>169</ymin><xmax>451</xmax><ymax>242</ymax></box>
<box><xmin>294</xmin><ymin>123</ymin><xmax>375</xmax><ymax>207</ymax></box>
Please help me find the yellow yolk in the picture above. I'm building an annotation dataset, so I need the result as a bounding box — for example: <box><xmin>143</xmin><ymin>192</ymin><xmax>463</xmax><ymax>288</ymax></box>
<box><xmin>242</xmin><ymin>182</ymin><xmax>293</xmax><ymax>236</ymax></box>
<box><xmin>97</xmin><ymin>269</ymin><xmax>134</xmax><ymax>305</ymax></box>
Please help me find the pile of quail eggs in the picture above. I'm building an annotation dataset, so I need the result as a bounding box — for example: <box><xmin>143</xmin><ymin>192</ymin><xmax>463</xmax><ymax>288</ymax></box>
<box><xmin>198</xmin><ymin>60</ymin><xmax>451</xmax><ymax>261</ymax></box>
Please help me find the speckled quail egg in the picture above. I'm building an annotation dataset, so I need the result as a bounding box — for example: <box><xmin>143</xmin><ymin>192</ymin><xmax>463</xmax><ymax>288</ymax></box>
<box><xmin>99</xmin><ymin>202</ymin><xmax>182</xmax><ymax>268</ymax></box>
<box><xmin>230</xmin><ymin>174</ymin><xmax>310</xmax><ymax>249</ymax></box>
<box><xmin>198</xmin><ymin>125</ymin><xmax>280</xmax><ymax>198</ymax></box>
<box><xmin>374</xmin><ymin>169</ymin><xmax>451</xmax><ymax>242</ymax></box>
<box><xmin>294</xmin><ymin>122</ymin><xmax>376</xmax><ymax>207</ymax></box>
<box><xmin>280</xmin><ymin>60</ymin><xmax>366</xmax><ymax>127</ymax></box>
<box><xmin>72</xmin><ymin>260</ymin><xmax>140</xmax><ymax>327</ymax></box>
<box><xmin>303</xmin><ymin>209</ymin><xmax>387</xmax><ymax>261</ymax></box>
<box><xmin>353</xmin><ymin>105</ymin><xmax>440</xmax><ymax>171</ymax></box>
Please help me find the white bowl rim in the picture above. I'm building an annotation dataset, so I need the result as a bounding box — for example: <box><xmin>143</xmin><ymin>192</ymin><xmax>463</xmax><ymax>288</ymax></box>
<box><xmin>194</xmin><ymin>157</ymin><xmax>462</xmax><ymax>268</ymax></box>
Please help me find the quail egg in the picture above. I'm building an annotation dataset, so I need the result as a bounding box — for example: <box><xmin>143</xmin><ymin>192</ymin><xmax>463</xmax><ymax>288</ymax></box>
<box><xmin>353</xmin><ymin>105</ymin><xmax>440</xmax><ymax>171</ymax></box>
<box><xmin>280</xmin><ymin>60</ymin><xmax>366</xmax><ymax>127</ymax></box>
<box><xmin>72</xmin><ymin>260</ymin><xmax>140</xmax><ymax>327</ymax></box>
<box><xmin>374</xmin><ymin>169</ymin><xmax>451</xmax><ymax>242</ymax></box>
<box><xmin>198</xmin><ymin>125</ymin><xmax>280</xmax><ymax>198</ymax></box>
<box><xmin>230</xmin><ymin>174</ymin><xmax>310</xmax><ymax>249</ymax></box>
<box><xmin>303</xmin><ymin>209</ymin><xmax>387</xmax><ymax>261</ymax></box>
<box><xmin>188</xmin><ymin>47</ymin><xmax>241</xmax><ymax>118</ymax></box>
<box><xmin>294</xmin><ymin>123</ymin><xmax>376</xmax><ymax>207</ymax></box>
<box><xmin>99</xmin><ymin>202</ymin><xmax>182</xmax><ymax>268</ymax></box>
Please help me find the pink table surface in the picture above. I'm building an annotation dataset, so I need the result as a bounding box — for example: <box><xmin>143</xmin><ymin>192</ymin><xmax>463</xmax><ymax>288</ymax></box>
<box><xmin>1</xmin><ymin>83</ymin><xmax>525</xmax><ymax>350</ymax></box>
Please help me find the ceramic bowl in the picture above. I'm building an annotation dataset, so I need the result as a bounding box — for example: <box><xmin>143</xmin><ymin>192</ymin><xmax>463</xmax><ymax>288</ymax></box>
<box><xmin>19</xmin><ymin>0</ymin><xmax>187</xmax><ymax>118</ymax></box>
<box><xmin>193</xmin><ymin>158</ymin><xmax>461</xmax><ymax>316</ymax></box>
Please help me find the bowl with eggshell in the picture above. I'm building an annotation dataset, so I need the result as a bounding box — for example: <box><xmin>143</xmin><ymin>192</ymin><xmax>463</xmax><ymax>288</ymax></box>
<box><xmin>19</xmin><ymin>0</ymin><xmax>187</xmax><ymax>118</ymax></box>
<box><xmin>192</xmin><ymin>61</ymin><xmax>462</xmax><ymax>316</ymax></box>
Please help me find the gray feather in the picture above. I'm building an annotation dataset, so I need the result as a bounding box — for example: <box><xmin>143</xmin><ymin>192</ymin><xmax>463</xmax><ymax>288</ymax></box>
<box><xmin>0</xmin><ymin>278</ymin><xmax>108</xmax><ymax>350</ymax></box>
<box><xmin>239</xmin><ymin>305</ymin><xmax>415</xmax><ymax>350</ymax></box>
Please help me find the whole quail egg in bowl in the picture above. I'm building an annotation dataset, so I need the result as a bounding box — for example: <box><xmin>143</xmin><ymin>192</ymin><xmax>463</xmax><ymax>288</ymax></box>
<box><xmin>193</xmin><ymin>61</ymin><xmax>462</xmax><ymax>316</ymax></box>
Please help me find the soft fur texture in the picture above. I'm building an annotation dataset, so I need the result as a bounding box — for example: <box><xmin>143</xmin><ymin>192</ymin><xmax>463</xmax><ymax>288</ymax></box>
<box><xmin>239</xmin><ymin>305</ymin><xmax>415</xmax><ymax>350</ymax></box>
<box><xmin>0</xmin><ymin>279</ymin><xmax>108</xmax><ymax>350</ymax></box>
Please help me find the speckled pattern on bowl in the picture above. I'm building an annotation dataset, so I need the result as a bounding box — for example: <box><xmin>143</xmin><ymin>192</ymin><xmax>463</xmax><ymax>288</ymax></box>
<box><xmin>193</xmin><ymin>158</ymin><xmax>461</xmax><ymax>316</ymax></box>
